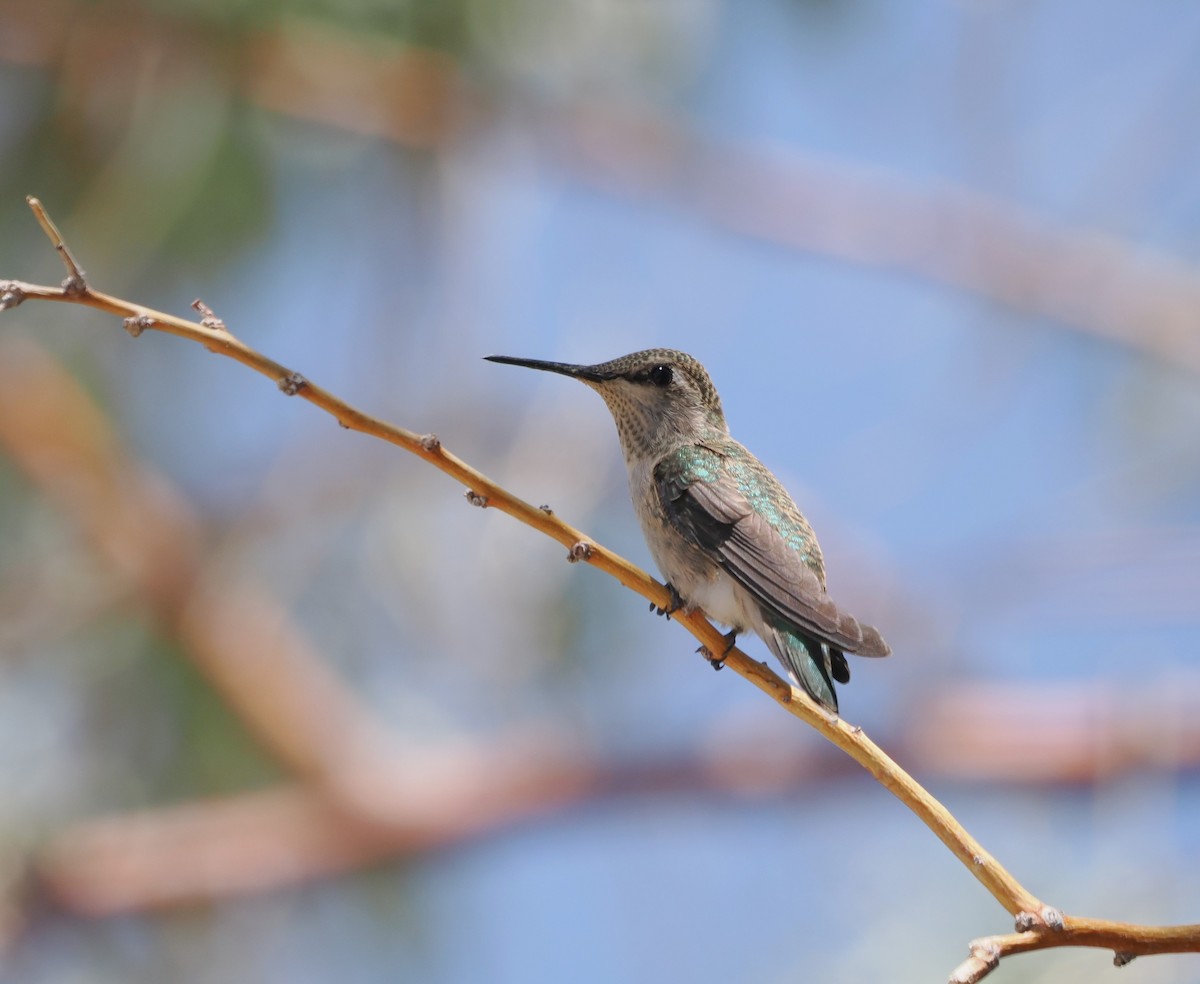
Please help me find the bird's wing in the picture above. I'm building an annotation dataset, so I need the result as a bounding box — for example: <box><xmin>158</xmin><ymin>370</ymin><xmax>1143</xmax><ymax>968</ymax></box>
<box><xmin>655</xmin><ymin>447</ymin><xmax>890</xmax><ymax>658</ymax></box>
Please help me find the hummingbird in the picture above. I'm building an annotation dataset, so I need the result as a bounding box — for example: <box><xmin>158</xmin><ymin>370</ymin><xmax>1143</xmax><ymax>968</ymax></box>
<box><xmin>485</xmin><ymin>348</ymin><xmax>890</xmax><ymax>712</ymax></box>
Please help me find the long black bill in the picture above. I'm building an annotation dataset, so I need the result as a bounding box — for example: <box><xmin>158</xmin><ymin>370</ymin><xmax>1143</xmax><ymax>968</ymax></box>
<box><xmin>484</xmin><ymin>355</ymin><xmax>609</xmax><ymax>382</ymax></box>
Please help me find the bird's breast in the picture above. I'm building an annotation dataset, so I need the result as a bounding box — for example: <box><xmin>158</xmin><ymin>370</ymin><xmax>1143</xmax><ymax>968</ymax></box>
<box><xmin>626</xmin><ymin>456</ymin><xmax>752</xmax><ymax>631</ymax></box>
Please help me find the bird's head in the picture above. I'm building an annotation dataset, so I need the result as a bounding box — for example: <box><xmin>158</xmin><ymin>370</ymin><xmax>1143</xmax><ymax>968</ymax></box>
<box><xmin>486</xmin><ymin>349</ymin><xmax>728</xmax><ymax>460</ymax></box>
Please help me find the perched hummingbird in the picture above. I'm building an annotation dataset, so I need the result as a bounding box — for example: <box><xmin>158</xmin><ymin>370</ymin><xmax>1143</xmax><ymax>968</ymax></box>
<box><xmin>485</xmin><ymin>348</ymin><xmax>889</xmax><ymax>712</ymax></box>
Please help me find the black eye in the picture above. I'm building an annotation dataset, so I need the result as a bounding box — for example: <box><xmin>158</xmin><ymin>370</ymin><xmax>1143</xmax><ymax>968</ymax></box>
<box><xmin>649</xmin><ymin>364</ymin><xmax>673</xmax><ymax>387</ymax></box>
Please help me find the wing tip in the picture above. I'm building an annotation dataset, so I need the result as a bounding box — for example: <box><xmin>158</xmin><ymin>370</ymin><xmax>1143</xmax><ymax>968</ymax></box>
<box><xmin>856</xmin><ymin>625</ymin><xmax>891</xmax><ymax>658</ymax></box>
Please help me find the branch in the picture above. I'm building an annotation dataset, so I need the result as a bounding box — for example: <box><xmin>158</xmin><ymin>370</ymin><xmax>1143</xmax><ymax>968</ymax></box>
<box><xmin>35</xmin><ymin>748</ymin><xmax>595</xmax><ymax>916</ymax></box>
<box><xmin>3</xmin><ymin>198</ymin><xmax>1197</xmax><ymax>981</ymax></box>
<box><xmin>949</xmin><ymin>920</ymin><xmax>1200</xmax><ymax>983</ymax></box>
<box><xmin>29</xmin><ymin>738</ymin><xmax>870</xmax><ymax>916</ymax></box>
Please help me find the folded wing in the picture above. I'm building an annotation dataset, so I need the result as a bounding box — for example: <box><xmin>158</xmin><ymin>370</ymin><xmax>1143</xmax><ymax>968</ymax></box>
<box><xmin>657</xmin><ymin>453</ymin><xmax>890</xmax><ymax>659</ymax></box>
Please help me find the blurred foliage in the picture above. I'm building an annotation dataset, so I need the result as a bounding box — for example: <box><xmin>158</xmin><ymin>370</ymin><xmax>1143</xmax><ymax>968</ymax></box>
<box><xmin>160</xmin><ymin>107</ymin><xmax>272</xmax><ymax>269</ymax></box>
<box><xmin>129</xmin><ymin>635</ymin><xmax>284</xmax><ymax>802</ymax></box>
<box><xmin>0</xmin><ymin>0</ymin><xmax>710</xmax><ymax>281</ymax></box>
<box><xmin>137</xmin><ymin>0</ymin><xmax>472</xmax><ymax>49</ymax></box>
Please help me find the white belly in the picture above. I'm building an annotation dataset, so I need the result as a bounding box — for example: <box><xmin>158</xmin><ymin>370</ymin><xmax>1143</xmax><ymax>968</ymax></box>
<box><xmin>682</xmin><ymin>569</ymin><xmax>752</xmax><ymax>629</ymax></box>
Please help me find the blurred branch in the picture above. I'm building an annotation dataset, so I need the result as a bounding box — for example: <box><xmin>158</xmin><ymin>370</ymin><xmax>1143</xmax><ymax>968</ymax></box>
<box><xmin>0</xmin><ymin>332</ymin><xmax>396</xmax><ymax>786</ymax></box>
<box><xmin>36</xmin><ymin>743</ymin><xmax>593</xmax><ymax>916</ymax></box>
<box><xmin>246</xmin><ymin>40</ymin><xmax>1200</xmax><ymax>375</ymax></box>
<box><xmin>5</xmin><ymin>1</ymin><xmax>1200</xmax><ymax>371</ymax></box>
<box><xmin>26</xmin><ymin>740</ymin><xmax>866</xmax><ymax>916</ymax></box>
<box><xmin>29</xmin><ymin>677</ymin><xmax>1200</xmax><ymax>917</ymax></box>
<box><xmin>38</xmin><ymin>787</ymin><xmax>406</xmax><ymax>915</ymax></box>
<box><xmin>906</xmin><ymin>680</ymin><xmax>1200</xmax><ymax>784</ymax></box>
<box><xmin>5</xmin><ymin>200</ymin><xmax>1198</xmax><ymax>981</ymax></box>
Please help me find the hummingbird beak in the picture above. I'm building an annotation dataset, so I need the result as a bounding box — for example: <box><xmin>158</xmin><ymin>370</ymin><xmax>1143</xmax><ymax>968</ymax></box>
<box><xmin>484</xmin><ymin>355</ymin><xmax>611</xmax><ymax>383</ymax></box>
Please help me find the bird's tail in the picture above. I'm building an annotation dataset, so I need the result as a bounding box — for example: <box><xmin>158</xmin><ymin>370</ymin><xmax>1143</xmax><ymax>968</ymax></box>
<box><xmin>761</xmin><ymin>620</ymin><xmax>842</xmax><ymax>713</ymax></box>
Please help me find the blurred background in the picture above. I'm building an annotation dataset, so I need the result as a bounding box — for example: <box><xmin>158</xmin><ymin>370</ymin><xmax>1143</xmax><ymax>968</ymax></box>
<box><xmin>1</xmin><ymin>0</ymin><xmax>1199</xmax><ymax>981</ymax></box>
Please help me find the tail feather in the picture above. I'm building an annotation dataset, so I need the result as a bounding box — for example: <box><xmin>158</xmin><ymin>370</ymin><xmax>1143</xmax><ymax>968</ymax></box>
<box><xmin>830</xmin><ymin>649</ymin><xmax>850</xmax><ymax>684</ymax></box>
<box><xmin>762</xmin><ymin>621</ymin><xmax>840</xmax><ymax>713</ymax></box>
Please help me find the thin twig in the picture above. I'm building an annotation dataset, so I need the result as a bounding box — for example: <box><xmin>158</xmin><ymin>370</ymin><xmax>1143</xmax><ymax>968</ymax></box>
<box><xmin>26</xmin><ymin>195</ymin><xmax>86</xmax><ymax>293</ymax></box>
<box><xmin>3</xmin><ymin>199</ymin><xmax>1198</xmax><ymax>981</ymax></box>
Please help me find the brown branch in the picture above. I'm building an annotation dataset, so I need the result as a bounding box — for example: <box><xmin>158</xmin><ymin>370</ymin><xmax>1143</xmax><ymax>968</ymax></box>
<box><xmin>28</xmin><ymin>738</ymin><xmax>855</xmax><ymax>916</ymax></box>
<box><xmin>36</xmin><ymin>740</ymin><xmax>597</xmax><ymax>916</ymax></box>
<box><xmin>950</xmin><ymin>919</ymin><xmax>1200</xmax><ymax>983</ymax></box>
<box><xmin>904</xmin><ymin>680</ymin><xmax>1200</xmax><ymax>783</ymax></box>
<box><xmin>37</xmin><ymin>787</ymin><xmax>406</xmax><ymax>915</ymax></box>
<box><xmin>3</xmin><ymin>198</ymin><xmax>1198</xmax><ymax>981</ymax></box>
<box><xmin>27</xmin><ymin>195</ymin><xmax>86</xmax><ymax>291</ymax></box>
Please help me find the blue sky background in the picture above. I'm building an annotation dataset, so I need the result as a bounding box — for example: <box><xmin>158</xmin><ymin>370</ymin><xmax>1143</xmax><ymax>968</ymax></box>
<box><xmin>1</xmin><ymin>0</ymin><xmax>1199</xmax><ymax>981</ymax></box>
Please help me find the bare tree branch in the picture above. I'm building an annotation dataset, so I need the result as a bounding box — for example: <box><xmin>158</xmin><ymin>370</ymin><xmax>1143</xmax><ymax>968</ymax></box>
<box><xmin>3</xmin><ymin>198</ymin><xmax>1198</xmax><ymax>981</ymax></box>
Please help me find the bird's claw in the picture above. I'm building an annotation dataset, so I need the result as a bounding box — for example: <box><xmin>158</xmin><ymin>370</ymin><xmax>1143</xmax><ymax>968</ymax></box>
<box><xmin>697</xmin><ymin>630</ymin><xmax>738</xmax><ymax>671</ymax></box>
<box><xmin>651</xmin><ymin>583</ymin><xmax>685</xmax><ymax>619</ymax></box>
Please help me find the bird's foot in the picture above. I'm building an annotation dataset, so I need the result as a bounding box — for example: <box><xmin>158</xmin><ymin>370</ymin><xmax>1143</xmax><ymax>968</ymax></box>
<box><xmin>696</xmin><ymin>630</ymin><xmax>738</xmax><ymax>671</ymax></box>
<box><xmin>650</xmin><ymin>582</ymin><xmax>685</xmax><ymax>619</ymax></box>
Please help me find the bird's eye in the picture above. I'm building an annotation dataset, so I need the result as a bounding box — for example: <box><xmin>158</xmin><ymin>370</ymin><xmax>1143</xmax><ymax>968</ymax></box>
<box><xmin>649</xmin><ymin>364</ymin><xmax>673</xmax><ymax>387</ymax></box>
